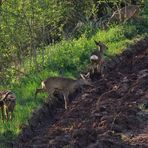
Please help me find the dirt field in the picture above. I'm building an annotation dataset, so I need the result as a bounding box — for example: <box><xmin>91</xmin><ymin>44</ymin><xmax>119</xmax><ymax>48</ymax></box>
<box><xmin>13</xmin><ymin>39</ymin><xmax>148</xmax><ymax>148</ymax></box>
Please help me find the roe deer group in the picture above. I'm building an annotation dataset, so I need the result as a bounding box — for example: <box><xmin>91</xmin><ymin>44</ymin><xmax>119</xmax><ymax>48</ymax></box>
<box><xmin>108</xmin><ymin>5</ymin><xmax>141</xmax><ymax>25</ymax></box>
<box><xmin>35</xmin><ymin>74</ymin><xmax>91</xmax><ymax>109</ymax></box>
<box><xmin>0</xmin><ymin>90</ymin><xmax>16</xmax><ymax>121</ymax></box>
<box><xmin>90</xmin><ymin>40</ymin><xmax>108</xmax><ymax>76</ymax></box>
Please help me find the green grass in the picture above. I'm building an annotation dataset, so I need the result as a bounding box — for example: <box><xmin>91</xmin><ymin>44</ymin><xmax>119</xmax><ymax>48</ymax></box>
<box><xmin>0</xmin><ymin>11</ymin><xmax>148</xmax><ymax>147</ymax></box>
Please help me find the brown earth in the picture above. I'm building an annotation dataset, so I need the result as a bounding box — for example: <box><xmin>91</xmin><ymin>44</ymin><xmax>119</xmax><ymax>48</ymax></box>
<box><xmin>13</xmin><ymin>38</ymin><xmax>148</xmax><ymax>148</ymax></box>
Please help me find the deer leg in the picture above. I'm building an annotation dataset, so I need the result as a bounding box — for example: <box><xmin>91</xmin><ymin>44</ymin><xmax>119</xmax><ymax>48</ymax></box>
<box><xmin>63</xmin><ymin>92</ymin><xmax>69</xmax><ymax>110</ymax></box>
<box><xmin>99</xmin><ymin>59</ymin><xmax>104</xmax><ymax>77</ymax></box>
<box><xmin>1</xmin><ymin>106</ymin><xmax>5</xmax><ymax>122</ymax></box>
<box><xmin>100</xmin><ymin>61</ymin><xmax>107</xmax><ymax>80</ymax></box>
<box><xmin>100</xmin><ymin>63</ymin><xmax>104</xmax><ymax>77</ymax></box>
<box><xmin>5</xmin><ymin>108</ymin><xmax>9</xmax><ymax>121</ymax></box>
<box><xmin>91</xmin><ymin>65</ymin><xmax>95</xmax><ymax>74</ymax></box>
<box><xmin>47</xmin><ymin>89</ymin><xmax>56</xmax><ymax>99</ymax></box>
<box><xmin>35</xmin><ymin>88</ymin><xmax>45</xmax><ymax>99</ymax></box>
<box><xmin>96</xmin><ymin>64</ymin><xmax>100</xmax><ymax>73</ymax></box>
<box><xmin>9</xmin><ymin>112</ymin><xmax>12</xmax><ymax>120</ymax></box>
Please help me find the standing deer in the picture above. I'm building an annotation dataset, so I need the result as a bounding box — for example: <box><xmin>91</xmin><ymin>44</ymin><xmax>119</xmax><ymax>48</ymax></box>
<box><xmin>90</xmin><ymin>40</ymin><xmax>108</xmax><ymax>76</ymax></box>
<box><xmin>108</xmin><ymin>5</ymin><xmax>141</xmax><ymax>25</ymax></box>
<box><xmin>35</xmin><ymin>74</ymin><xmax>91</xmax><ymax>109</ymax></box>
<box><xmin>0</xmin><ymin>90</ymin><xmax>16</xmax><ymax>121</ymax></box>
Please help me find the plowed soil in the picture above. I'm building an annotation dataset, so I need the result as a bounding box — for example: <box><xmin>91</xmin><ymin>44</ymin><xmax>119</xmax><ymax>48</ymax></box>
<box><xmin>13</xmin><ymin>39</ymin><xmax>148</xmax><ymax>148</ymax></box>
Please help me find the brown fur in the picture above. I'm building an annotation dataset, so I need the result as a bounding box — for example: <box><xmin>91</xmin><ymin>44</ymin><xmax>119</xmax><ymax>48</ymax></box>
<box><xmin>108</xmin><ymin>5</ymin><xmax>141</xmax><ymax>24</ymax></box>
<box><xmin>90</xmin><ymin>41</ymin><xmax>108</xmax><ymax>76</ymax></box>
<box><xmin>0</xmin><ymin>90</ymin><xmax>16</xmax><ymax>121</ymax></box>
<box><xmin>35</xmin><ymin>75</ymin><xmax>91</xmax><ymax>109</ymax></box>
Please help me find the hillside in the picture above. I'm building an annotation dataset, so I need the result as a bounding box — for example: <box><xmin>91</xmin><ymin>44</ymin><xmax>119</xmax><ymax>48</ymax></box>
<box><xmin>13</xmin><ymin>39</ymin><xmax>148</xmax><ymax>148</ymax></box>
<box><xmin>1</xmin><ymin>1</ymin><xmax>148</xmax><ymax>147</ymax></box>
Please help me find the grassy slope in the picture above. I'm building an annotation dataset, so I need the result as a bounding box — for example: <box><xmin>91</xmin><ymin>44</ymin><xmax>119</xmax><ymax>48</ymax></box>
<box><xmin>0</xmin><ymin>6</ymin><xmax>148</xmax><ymax>147</ymax></box>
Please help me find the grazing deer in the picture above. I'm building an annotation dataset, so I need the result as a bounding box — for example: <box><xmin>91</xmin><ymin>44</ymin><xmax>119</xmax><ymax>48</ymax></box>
<box><xmin>0</xmin><ymin>90</ymin><xmax>16</xmax><ymax>121</ymax></box>
<box><xmin>35</xmin><ymin>74</ymin><xmax>91</xmax><ymax>109</ymax></box>
<box><xmin>108</xmin><ymin>5</ymin><xmax>141</xmax><ymax>24</ymax></box>
<box><xmin>90</xmin><ymin>40</ymin><xmax>108</xmax><ymax>76</ymax></box>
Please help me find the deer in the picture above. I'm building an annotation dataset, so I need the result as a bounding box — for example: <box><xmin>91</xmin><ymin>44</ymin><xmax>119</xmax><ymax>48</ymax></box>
<box><xmin>90</xmin><ymin>40</ymin><xmax>108</xmax><ymax>77</ymax></box>
<box><xmin>0</xmin><ymin>90</ymin><xmax>16</xmax><ymax>121</ymax></box>
<box><xmin>108</xmin><ymin>5</ymin><xmax>141</xmax><ymax>25</ymax></box>
<box><xmin>35</xmin><ymin>74</ymin><xmax>91</xmax><ymax>109</ymax></box>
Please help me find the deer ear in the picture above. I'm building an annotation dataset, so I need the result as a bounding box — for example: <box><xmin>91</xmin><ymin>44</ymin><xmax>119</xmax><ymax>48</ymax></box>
<box><xmin>80</xmin><ymin>73</ymin><xmax>90</xmax><ymax>79</ymax></box>
<box><xmin>94</xmin><ymin>40</ymin><xmax>98</xmax><ymax>45</ymax></box>
<box><xmin>80</xmin><ymin>74</ymin><xmax>86</xmax><ymax>80</ymax></box>
<box><xmin>85</xmin><ymin>72</ymin><xmax>90</xmax><ymax>78</ymax></box>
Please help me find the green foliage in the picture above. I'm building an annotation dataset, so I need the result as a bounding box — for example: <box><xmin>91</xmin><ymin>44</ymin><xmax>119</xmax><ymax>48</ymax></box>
<box><xmin>0</xmin><ymin>0</ymin><xmax>146</xmax><ymax>85</ymax></box>
<box><xmin>0</xmin><ymin>22</ymin><xmax>144</xmax><ymax>145</ymax></box>
<box><xmin>0</xmin><ymin>0</ymin><xmax>148</xmax><ymax>147</ymax></box>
